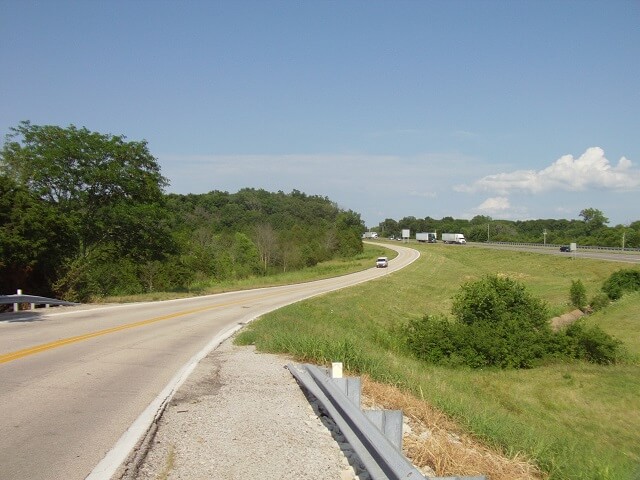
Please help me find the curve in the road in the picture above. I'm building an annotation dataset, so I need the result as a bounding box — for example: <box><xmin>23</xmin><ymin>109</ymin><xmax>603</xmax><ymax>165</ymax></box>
<box><xmin>86</xmin><ymin>242</ymin><xmax>419</xmax><ymax>479</ymax></box>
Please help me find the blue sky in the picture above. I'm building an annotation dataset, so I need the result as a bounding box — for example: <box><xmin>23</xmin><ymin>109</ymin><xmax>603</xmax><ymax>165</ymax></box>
<box><xmin>1</xmin><ymin>0</ymin><xmax>639</xmax><ymax>228</ymax></box>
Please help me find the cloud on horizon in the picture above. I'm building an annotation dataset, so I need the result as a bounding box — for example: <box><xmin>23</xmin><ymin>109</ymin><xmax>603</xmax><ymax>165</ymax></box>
<box><xmin>455</xmin><ymin>147</ymin><xmax>640</xmax><ymax>195</ymax></box>
<box><xmin>477</xmin><ymin>196</ymin><xmax>511</xmax><ymax>212</ymax></box>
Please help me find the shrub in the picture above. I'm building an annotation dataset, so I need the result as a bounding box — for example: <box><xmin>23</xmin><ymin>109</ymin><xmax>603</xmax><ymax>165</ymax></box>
<box><xmin>570</xmin><ymin>279</ymin><xmax>587</xmax><ymax>310</ymax></box>
<box><xmin>54</xmin><ymin>255</ymin><xmax>144</xmax><ymax>302</ymax></box>
<box><xmin>590</xmin><ymin>293</ymin><xmax>610</xmax><ymax>312</ymax></box>
<box><xmin>403</xmin><ymin>275</ymin><xmax>624</xmax><ymax>369</ymax></box>
<box><xmin>404</xmin><ymin>276</ymin><xmax>555</xmax><ymax>369</ymax></box>
<box><xmin>404</xmin><ymin>314</ymin><xmax>455</xmax><ymax>364</ymax></box>
<box><xmin>452</xmin><ymin>275</ymin><xmax>549</xmax><ymax>330</ymax></box>
<box><xmin>602</xmin><ymin>268</ymin><xmax>640</xmax><ymax>300</ymax></box>
<box><xmin>563</xmin><ymin>320</ymin><xmax>623</xmax><ymax>365</ymax></box>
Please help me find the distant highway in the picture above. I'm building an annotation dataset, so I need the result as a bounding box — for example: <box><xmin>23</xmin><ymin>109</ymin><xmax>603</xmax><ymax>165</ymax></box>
<box><xmin>0</xmin><ymin>243</ymin><xmax>418</xmax><ymax>480</ymax></box>
<box><xmin>467</xmin><ymin>242</ymin><xmax>640</xmax><ymax>264</ymax></box>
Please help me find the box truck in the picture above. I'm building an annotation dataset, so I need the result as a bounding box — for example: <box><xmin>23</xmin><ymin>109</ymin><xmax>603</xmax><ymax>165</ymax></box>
<box><xmin>442</xmin><ymin>233</ymin><xmax>466</xmax><ymax>244</ymax></box>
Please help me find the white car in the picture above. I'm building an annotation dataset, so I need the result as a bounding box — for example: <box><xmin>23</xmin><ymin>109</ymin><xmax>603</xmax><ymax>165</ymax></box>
<box><xmin>376</xmin><ymin>256</ymin><xmax>388</xmax><ymax>268</ymax></box>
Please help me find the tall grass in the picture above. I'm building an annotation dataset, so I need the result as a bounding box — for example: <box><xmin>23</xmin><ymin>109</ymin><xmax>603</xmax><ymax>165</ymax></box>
<box><xmin>236</xmin><ymin>243</ymin><xmax>640</xmax><ymax>479</ymax></box>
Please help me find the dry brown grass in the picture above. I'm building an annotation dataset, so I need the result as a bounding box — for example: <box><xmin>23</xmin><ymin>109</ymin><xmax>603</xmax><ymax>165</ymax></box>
<box><xmin>550</xmin><ymin>308</ymin><xmax>585</xmax><ymax>331</ymax></box>
<box><xmin>361</xmin><ymin>376</ymin><xmax>546</xmax><ymax>480</ymax></box>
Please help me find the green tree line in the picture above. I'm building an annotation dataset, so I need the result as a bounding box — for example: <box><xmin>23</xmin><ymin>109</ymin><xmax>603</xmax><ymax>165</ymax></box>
<box><xmin>0</xmin><ymin>122</ymin><xmax>363</xmax><ymax>301</ymax></box>
<box><xmin>377</xmin><ymin>209</ymin><xmax>640</xmax><ymax>248</ymax></box>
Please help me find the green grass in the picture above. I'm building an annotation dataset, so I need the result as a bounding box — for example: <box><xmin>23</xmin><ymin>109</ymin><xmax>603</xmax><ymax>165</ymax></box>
<box><xmin>236</xmin><ymin>243</ymin><xmax>640</xmax><ymax>480</ymax></box>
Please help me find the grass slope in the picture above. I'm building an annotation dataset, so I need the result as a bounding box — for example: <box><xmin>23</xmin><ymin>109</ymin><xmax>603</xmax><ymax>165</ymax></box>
<box><xmin>237</xmin><ymin>242</ymin><xmax>640</xmax><ymax>480</ymax></box>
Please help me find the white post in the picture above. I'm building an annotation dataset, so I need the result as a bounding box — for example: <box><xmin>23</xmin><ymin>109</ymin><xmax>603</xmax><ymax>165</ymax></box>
<box><xmin>331</xmin><ymin>362</ymin><xmax>343</xmax><ymax>379</ymax></box>
<box><xmin>14</xmin><ymin>288</ymin><xmax>22</xmax><ymax>312</ymax></box>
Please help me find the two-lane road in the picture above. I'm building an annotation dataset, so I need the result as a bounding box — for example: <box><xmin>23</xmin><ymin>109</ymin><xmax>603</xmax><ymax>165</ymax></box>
<box><xmin>0</xmin><ymin>244</ymin><xmax>418</xmax><ymax>480</ymax></box>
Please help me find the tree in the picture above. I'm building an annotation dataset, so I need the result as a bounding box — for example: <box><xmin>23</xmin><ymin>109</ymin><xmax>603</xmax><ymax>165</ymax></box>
<box><xmin>334</xmin><ymin>211</ymin><xmax>364</xmax><ymax>257</ymax></box>
<box><xmin>1</xmin><ymin>122</ymin><xmax>173</xmax><ymax>297</ymax></box>
<box><xmin>231</xmin><ymin>232</ymin><xmax>261</xmax><ymax>278</ymax></box>
<box><xmin>0</xmin><ymin>175</ymin><xmax>73</xmax><ymax>294</ymax></box>
<box><xmin>579</xmin><ymin>208</ymin><xmax>609</xmax><ymax>232</ymax></box>
<box><xmin>1</xmin><ymin>122</ymin><xmax>170</xmax><ymax>258</ymax></box>
<box><xmin>570</xmin><ymin>279</ymin><xmax>587</xmax><ymax>310</ymax></box>
<box><xmin>253</xmin><ymin>223</ymin><xmax>279</xmax><ymax>271</ymax></box>
<box><xmin>378</xmin><ymin>218</ymin><xmax>399</xmax><ymax>237</ymax></box>
<box><xmin>470</xmin><ymin>215</ymin><xmax>492</xmax><ymax>225</ymax></box>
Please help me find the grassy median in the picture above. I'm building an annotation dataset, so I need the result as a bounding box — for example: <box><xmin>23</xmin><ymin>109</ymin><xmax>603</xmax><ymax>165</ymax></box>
<box><xmin>236</xmin><ymin>243</ymin><xmax>640</xmax><ymax>480</ymax></box>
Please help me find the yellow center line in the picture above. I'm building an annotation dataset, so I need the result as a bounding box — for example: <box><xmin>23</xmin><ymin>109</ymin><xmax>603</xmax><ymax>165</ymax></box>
<box><xmin>0</xmin><ymin>287</ymin><xmax>299</xmax><ymax>365</ymax></box>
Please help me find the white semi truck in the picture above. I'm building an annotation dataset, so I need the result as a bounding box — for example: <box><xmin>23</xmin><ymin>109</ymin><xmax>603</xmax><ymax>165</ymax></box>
<box><xmin>416</xmin><ymin>232</ymin><xmax>437</xmax><ymax>243</ymax></box>
<box><xmin>442</xmin><ymin>233</ymin><xmax>466</xmax><ymax>244</ymax></box>
<box><xmin>362</xmin><ymin>231</ymin><xmax>378</xmax><ymax>239</ymax></box>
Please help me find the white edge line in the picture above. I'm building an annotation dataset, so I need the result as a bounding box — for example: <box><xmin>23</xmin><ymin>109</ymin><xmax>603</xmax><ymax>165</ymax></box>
<box><xmin>85</xmin><ymin>323</ymin><xmax>244</xmax><ymax>480</ymax></box>
<box><xmin>86</xmin><ymin>244</ymin><xmax>420</xmax><ymax>479</ymax></box>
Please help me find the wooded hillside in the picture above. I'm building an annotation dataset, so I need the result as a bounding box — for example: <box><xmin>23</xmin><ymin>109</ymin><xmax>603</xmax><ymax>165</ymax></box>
<box><xmin>0</xmin><ymin>123</ymin><xmax>363</xmax><ymax>300</ymax></box>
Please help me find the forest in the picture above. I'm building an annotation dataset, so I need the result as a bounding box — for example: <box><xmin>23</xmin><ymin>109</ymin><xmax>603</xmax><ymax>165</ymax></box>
<box><xmin>0</xmin><ymin>122</ymin><xmax>363</xmax><ymax>301</ymax></box>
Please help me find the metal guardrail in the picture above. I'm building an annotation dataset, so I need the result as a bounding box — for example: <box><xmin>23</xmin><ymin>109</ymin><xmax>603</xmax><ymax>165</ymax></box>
<box><xmin>482</xmin><ymin>241</ymin><xmax>640</xmax><ymax>252</ymax></box>
<box><xmin>287</xmin><ymin>362</ymin><xmax>485</xmax><ymax>480</ymax></box>
<box><xmin>0</xmin><ymin>290</ymin><xmax>79</xmax><ymax>312</ymax></box>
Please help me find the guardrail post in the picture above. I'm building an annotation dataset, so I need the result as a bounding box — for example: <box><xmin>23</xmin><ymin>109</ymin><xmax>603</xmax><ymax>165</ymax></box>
<box><xmin>14</xmin><ymin>289</ymin><xmax>21</xmax><ymax>312</ymax></box>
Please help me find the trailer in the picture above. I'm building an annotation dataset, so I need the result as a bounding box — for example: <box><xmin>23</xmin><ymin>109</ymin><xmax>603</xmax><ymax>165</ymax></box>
<box><xmin>416</xmin><ymin>232</ymin><xmax>437</xmax><ymax>243</ymax></box>
<box><xmin>442</xmin><ymin>233</ymin><xmax>466</xmax><ymax>244</ymax></box>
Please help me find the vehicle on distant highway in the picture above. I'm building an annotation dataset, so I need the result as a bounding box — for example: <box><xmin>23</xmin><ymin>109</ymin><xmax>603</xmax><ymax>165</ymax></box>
<box><xmin>416</xmin><ymin>232</ymin><xmax>437</xmax><ymax>243</ymax></box>
<box><xmin>560</xmin><ymin>245</ymin><xmax>571</xmax><ymax>252</ymax></box>
<box><xmin>442</xmin><ymin>233</ymin><xmax>466</xmax><ymax>244</ymax></box>
<box><xmin>376</xmin><ymin>256</ymin><xmax>388</xmax><ymax>268</ymax></box>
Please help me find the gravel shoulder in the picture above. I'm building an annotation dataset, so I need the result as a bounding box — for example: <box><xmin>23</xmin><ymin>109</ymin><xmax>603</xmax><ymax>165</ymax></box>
<box><xmin>126</xmin><ymin>338</ymin><xmax>362</xmax><ymax>480</ymax></box>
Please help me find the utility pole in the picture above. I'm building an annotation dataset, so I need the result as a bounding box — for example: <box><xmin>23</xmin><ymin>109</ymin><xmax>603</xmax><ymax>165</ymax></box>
<box><xmin>487</xmin><ymin>223</ymin><xmax>490</xmax><ymax>242</ymax></box>
<box><xmin>543</xmin><ymin>229</ymin><xmax>547</xmax><ymax>246</ymax></box>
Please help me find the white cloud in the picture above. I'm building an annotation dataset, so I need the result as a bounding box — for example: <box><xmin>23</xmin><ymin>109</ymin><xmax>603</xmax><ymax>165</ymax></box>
<box><xmin>465</xmin><ymin>196</ymin><xmax>532</xmax><ymax>220</ymax></box>
<box><xmin>477</xmin><ymin>196</ymin><xmax>511</xmax><ymax>212</ymax></box>
<box><xmin>455</xmin><ymin>147</ymin><xmax>640</xmax><ymax>194</ymax></box>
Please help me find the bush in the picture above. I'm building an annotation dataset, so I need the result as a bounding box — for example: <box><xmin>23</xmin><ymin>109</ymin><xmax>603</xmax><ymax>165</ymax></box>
<box><xmin>570</xmin><ymin>279</ymin><xmax>587</xmax><ymax>310</ymax></box>
<box><xmin>452</xmin><ymin>275</ymin><xmax>549</xmax><ymax>330</ymax></box>
<box><xmin>54</xmin><ymin>250</ymin><xmax>144</xmax><ymax>301</ymax></box>
<box><xmin>602</xmin><ymin>269</ymin><xmax>640</xmax><ymax>300</ymax></box>
<box><xmin>405</xmin><ymin>276</ymin><xmax>555</xmax><ymax>369</ymax></box>
<box><xmin>563</xmin><ymin>320</ymin><xmax>623</xmax><ymax>364</ymax></box>
<box><xmin>403</xmin><ymin>275</ymin><xmax>624</xmax><ymax>369</ymax></box>
<box><xmin>590</xmin><ymin>293</ymin><xmax>610</xmax><ymax>312</ymax></box>
<box><xmin>404</xmin><ymin>314</ymin><xmax>455</xmax><ymax>364</ymax></box>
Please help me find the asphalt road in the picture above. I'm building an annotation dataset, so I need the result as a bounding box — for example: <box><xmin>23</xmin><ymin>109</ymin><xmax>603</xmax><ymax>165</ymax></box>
<box><xmin>0</xmin><ymin>243</ymin><xmax>419</xmax><ymax>480</ymax></box>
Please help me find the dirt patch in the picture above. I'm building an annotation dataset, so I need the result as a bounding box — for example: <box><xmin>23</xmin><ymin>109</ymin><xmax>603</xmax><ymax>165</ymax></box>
<box><xmin>361</xmin><ymin>377</ymin><xmax>545</xmax><ymax>480</ymax></box>
<box><xmin>550</xmin><ymin>309</ymin><xmax>585</xmax><ymax>331</ymax></box>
